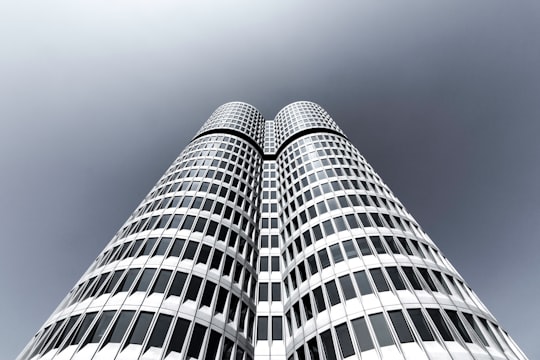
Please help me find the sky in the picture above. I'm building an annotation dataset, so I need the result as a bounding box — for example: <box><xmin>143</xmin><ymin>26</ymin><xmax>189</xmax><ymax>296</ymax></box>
<box><xmin>1</xmin><ymin>0</ymin><xmax>539</xmax><ymax>358</ymax></box>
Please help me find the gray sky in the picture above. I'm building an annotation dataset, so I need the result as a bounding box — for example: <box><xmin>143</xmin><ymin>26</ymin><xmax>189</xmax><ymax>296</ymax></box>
<box><xmin>1</xmin><ymin>0</ymin><xmax>539</xmax><ymax>358</ymax></box>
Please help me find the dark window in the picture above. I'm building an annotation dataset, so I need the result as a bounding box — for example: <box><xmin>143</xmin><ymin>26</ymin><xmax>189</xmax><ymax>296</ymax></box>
<box><xmin>386</xmin><ymin>267</ymin><xmax>406</xmax><ymax>290</ymax></box>
<box><xmin>335</xmin><ymin>323</ymin><xmax>355</xmax><ymax>357</ymax></box>
<box><xmin>463</xmin><ymin>313</ymin><xmax>488</xmax><ymax>346</ymax></box>
<box><xmin>151</xmin><ymin>270</ymin><xmax>172</xmax><ymax>294</ymax></box>
<box><xmin>104</xmin><ymin>310</ymin><xmax>135</xmax><ymax>344</ymax></box>
<box><xmin>185</xmin><ymin>276</ymin><xmax>203</xmax><ymax>301</ymax></box>
<box><xmin>354</xmin><ymin>271</ymin><xmax>373</xmax><ymax>295</ymax></box>
<box><xmin>427</xmin><ymin>309</ymin><xmax>453</xmax><ymax>341</ymax></box>
<box><xmin>351</xmin><ymin>317</ymin><xmax>374</xmax><ymax>351</ymax></box>
<box><xmin>433</xmin><ymin>271</ymin><xmax>452</xmax><ymax>294</ymax></box>
<box><xmin>205</xmin><ymin>330</ymin><xmax>221</xmax><ymax>360</ymax></box>
<box><xmin>272</xmin><ymin>283</ymin><xmax>281</xmax><ymax>301</ymax></box>
<box><xmin>222</xmin><ymin>337</ymin><xmax>234</xmax><ymax>360</ymax></box>
<box><xmin>370</xmin><ymin>268</ymin><xmax>389</xmax><ymax>292</ymax></box>
<box><xmin>183</xmin><ymin>241</ymin><xmax>198</xmax><ymax>260</ymax></box>
<box><xmin>318</xmin><ymin>249</ymin><xmax>331</xmax><ymax>269</ymax></box>
<box><xmin>325</xmin><ymin>280</ymin><xmax>341</xmax><ymax>306</ymax></box>
<box><xmin>418</xmin><ymin>268</ymin><xmax>437</xmax><ymax>291</ymax></box>
<box><xmin>330</xmin><ymin>244</ymin><xmax>344</xmax><ymax>263</ymax></box>
<box><xmin>313</xmin><ymin>286</ymin><xmax>326</xmax><ymax>313</ymax></box>
<box><xmin>302</xmin><ymin>294</ymin><xmax>313</xmax><ymax>320</ymax></box>
<box><xmin>339</xmin><ymin>275</ymin><xmax>356</xmax><ymax>300</ymax></box>
<box><xmin>259</xmin><ymin>283</ymin><xmax>268</xmax><ymax>302</ymax></box>
<box><xmin>260</xmin><ymin>257</ymin><xmax>268</xmax><ymax>272</ymax></box>
<box><xmin>445</xmin><ymin>310</ymin><xmax>472</xmax><ymax>343</ymax></box>
<box><xmin>356</xmin><ymin>237</ymin><xmax>372</xmax><ymax>255</ymax></box>
<box><xmin>187</xmin><ymin>324</ymin><xmax>206</xmax><ymax>358</ymax></box>
<box><xmin>370</xmin><ymin>237</ymin><xmax>386</xmax><ymax>254</ymax></box>
<box><xmin>257</xmin><ymin>317</ymin><xmax>268</xmax><ymax>340</ymax></box>
<box><xmin>141</xmin><ymin>238</ymin><xmax>157</xmax><ymax>256</ymax></box>
<box><xmin>307</xmin><ymin>337</ymin><xmax>320</xmax><ymax>360</ymax></box>
<box><xmin>408</xmin><ymin>309</ymin><xmax>434</xmax><ymax>341</ymax></box>
<box><xmin>307</xmin><ymin>255</ymin><xmax>318</xmax><ymax>274</ymax></box>
<box><xmin>116</xmin><ymin>269</ymin><xmax>140</xmax><ymax>293</ymax></box>
<box><xmin>200</xmin><ymin>281</ymin><xmax>216</xmax><ymax>308</ymax></box>
<box><xmin>104</xmin><ymin>270</ymin><xmax>124</xmax><ymax>294</ymax></box>
<box><xmin>71</xmin><ymin>313</ymin><xmax>97</xmax><ymax>345</ymax></box>
<box><xmin>342</xmin><ymin>240</ymin><xmax>357</xmax><ymax>259</ymax></box>
<box><xmin>384</xmin><ymin>236</ymin><xmax>401</xmax><ymax>254</ymax></box>
<box><xmin>153</xmin><ymin>237</ymin><xmax>171</xmax><ymax>256</ymax></box>
<box><xmin>167</xmin><ymin>272</ymin><xmax>187</xmax><ymax>298</ymax></box>
<box><xmin>87</xmin><ymin>311</ymin><xmax>115</xmax><ymax>345</ymax></box>
<box><xmin>146</xmin><ymin>314</ymin><xmax>173</xmax><ymax>350</ymax></box>
<box><xmin>403</xmin><ymin>267</ymin><xmax>422</xmax><ymax>290</ymax></box>
<box><xmin>125</xmin><ymin>312</ymin><xmax>153</xmax><ymax>346</ymax></box>
<box><xmin>320</xmin><ymin>329</ymin><xmax>337</xmax><ymax>360</ymax></box>
<box><xmin>388</xmin><ymin>310</ymin><xmax>414</xmax><ymax>343</ymax></box>
<box><xmin>54</xmin><ymin>315</ymin><xmax>80</xmax><ymax>350</ymax></box>
<box><xmin>369</xmin><ymin>313</ymin><xmax>394</xmax><ymax>347</ymax></box>
<box><xmin>168</xmin><ymin>238</ymin><xmax>185</xmax><ymax>258</ymax></box>
<box><xmin>197</xmin><ymin>245</ymin><xmax>211</xmax><ymax>264</ymax></box>
<box><xmin>272</xmin><ymin>316</ymin><xmax>283</xmax><ymax>340</ymax></box>
<box><xmin>271</xmin><ymin>256</ymin><xmax>280</xmax><ymax>271</ymax></box>
<box><xmin>133</xmin><ymin>269</ymin><xmax>156</xmax><ymax>293</ymax></box>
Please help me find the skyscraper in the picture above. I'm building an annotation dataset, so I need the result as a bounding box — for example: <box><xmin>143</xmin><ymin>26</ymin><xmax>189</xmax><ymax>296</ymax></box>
<box><xmin>18</xmin><ymin>102</ymin><xmax>526</xmax><ymax>360</ymax></box>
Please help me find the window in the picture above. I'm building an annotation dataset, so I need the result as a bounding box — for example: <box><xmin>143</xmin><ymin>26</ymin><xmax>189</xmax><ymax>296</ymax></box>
<box><xmin>320</xmin><ymin>329</ymin><xmax>337</xmax><ymax>360</ymax></box>
<box><xmin>125</xmin><ymin>312</ymin><xmax>153</xmax><ymax>346</ymax></box>
<box><xmin>386</xmin><ymin>267</ymin><xmax>406</xmax><ymax>290</ymax></box>
<box><xmin>257</xmin><ymin>317</ymin><xmax>268</xmax><ymax>340</ymax></box>
<box><xmin>445</xmin><ymin>310</ymin><xmax>472</xmax><ymax>343</ymax></box>
<box><xmin>259</xmin><ymin>283</ymin><xmax>268</xmax><ymax>302</ymax></box>
<box><xmin>427</xmin><ymin>309</ymin><xmax>453</xmax><ymax>341</ymax></box>
<box><xmin>104</xmin><ymin>310</ymin><xmax>135</xmax><ymax>345</ymax></box>
<box><xmin>388</xmin><ymin>310</ymin><xmax>414</xmax><ymax>343</ymax></box>
<box><xmin>339</xmin><ymin>275</ymin><xmax>356</xmax><ymax>300</ymax></box>
<box><xmin>351</xmin><ymin>317</ymin><xmax>374</xmax><ymax>351</ymax></box>
<box><xmin>369</xmin><ymin>313</ymin><xmax>394</xmax><ymax>347</ymax></box>
<box><xmin>325</xmin><ymin>280</ymin><xmax>341</xmax><ymax>306</ymax></box>
<box><xmin>133</xmin><ymin>269</ymin><xmax>156</xmax><ymax>293</ymax></box>
<box><xmin>167</xmin><ymin>272</ymin><xmax>187</xmax><ymax>298</ymax></box>
<box><xmin>408</xmin><ymin>309</ymin><xmax>434</xmax><ymax>341</ymax></box>
<box><xmin>187</xmin><ymin>324</ymin><xmax>206</xmax><ymax>358</ymax></box>
<box><xmin>354</xmin><ymin>271</ymin><xmax>373</xmax><ymax>295</ymax></box>
<box><xmin>272</xmin><ymin>283</ymin><xmax>281</xmax><ymax>301</ymax></box>
<box><xmin>146</xmin><ymin>314</ymin><xmax>172</xmax><ymax>350</ymax></box>
<box><xmin>370</xmin><ymin>268</ymin><xmax>389</xmax><ymax>292</ymax></box>
<box><xmin>335</xmin><ymin>323</ymin><xmax>355</xmax><ymax>357</ymax></box>
<box><xmin>272</xmin><ymin>317</ymin><xmax>283</xmax><ymax>340</ymax></box>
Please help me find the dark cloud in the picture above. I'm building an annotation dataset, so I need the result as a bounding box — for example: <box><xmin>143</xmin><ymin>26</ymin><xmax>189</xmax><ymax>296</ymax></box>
<box><xmin>1</xmin><ymin>0</ymin><xmax>538</xmax><ymax>358</ymax></box>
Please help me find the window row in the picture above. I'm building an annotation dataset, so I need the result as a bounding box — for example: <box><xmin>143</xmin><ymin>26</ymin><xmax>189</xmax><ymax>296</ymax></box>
<box><xmin>257</xmin><ymin>316</ymin><xmax>283</xmax><ymax>341</ymax></box>
<box><xmin>260</xmin><ymin>235</ymin><xmax>280</xmax><ymax>248</ymax></box>
<box><xmin>286</xmin><ymin>265</ymin><xmax>468</xmax><ymax>327</ymax></box>
<box><xmin>258</xmin><ymin>282</ymin><xmax>281</xmax><ymax>302</ymax></box>
<box><xmin>283</xmin><ymin>211</ymin><xmax>421</xmax><ymax>265</ymax></box>
<box><xmin>101</xmin><ymin>226</ymin><xmax>257</xmax><ymax>273</ymax></box>
<box><xmin>122</xmin><ymin>197</ymin><xmax>256</xmax><ymax>240</ymax></box>
<box><xmin>27</xmin><ymin>309</ymin><xmax>253</xmax><ymax>360</ymax></box>
<box><xmin>201</xmin><ymin>102</ymin><xmax>265</xmax><ymax>143</ymax></box>
<box><xmin>136</xmin><ymin>180</ymin><xmax>258</xmax><ymax>219</ymax></box>
<box><xmin>70</xmin><ymin>267</ymin><xmax>253</xmax><ymax>319</ymax></box>
<box><xmin>285</xmin><ymin>235</ymin><xmax>444</xmax><ymax>288</ymax></box>
<box><xmin>75</xmin><ymin>247</ymin><xmax>257</xmax><ymax>307</ymax></box>
<box><xmin>290</xmin><ymin>308</ymin><xmax>512</xmax><ymax>360</ymax></box>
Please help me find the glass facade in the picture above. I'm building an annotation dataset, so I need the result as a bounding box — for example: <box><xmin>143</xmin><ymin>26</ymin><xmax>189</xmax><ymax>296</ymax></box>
<box><xmin>17</xmin><ymin>102</ymin><xmax>526</xmax><ymax>360</ymax></box>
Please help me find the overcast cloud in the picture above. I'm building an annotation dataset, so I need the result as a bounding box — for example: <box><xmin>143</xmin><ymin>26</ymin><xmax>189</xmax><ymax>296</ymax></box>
<box><xmin>1</xmin><ymin>0</ymin><xmax>539</xmax><ymax>358</ymax></box>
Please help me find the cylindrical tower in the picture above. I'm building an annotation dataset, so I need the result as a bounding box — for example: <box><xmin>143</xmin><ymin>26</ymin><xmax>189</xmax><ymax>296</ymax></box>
<box><xmin>272</xmin><ymin>101</ymin><xmax>525</xmax><ymax>360</ymax></box>
<box><xmin>18</xmin><ymin>102</ymin><xmax>265</xmax><ymax>360</ymax></box>
<box><xmin>18</xmin><ymin>101</ymin><xmax>526</xmax><ymax>360</ymax></box>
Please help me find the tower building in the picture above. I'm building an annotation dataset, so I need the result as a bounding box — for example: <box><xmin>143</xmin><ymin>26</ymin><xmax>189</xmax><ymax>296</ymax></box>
<box><xmin>18</xmin><ymin>102</ymin><xmax>526</xmax><ymax>360</ymax></box>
